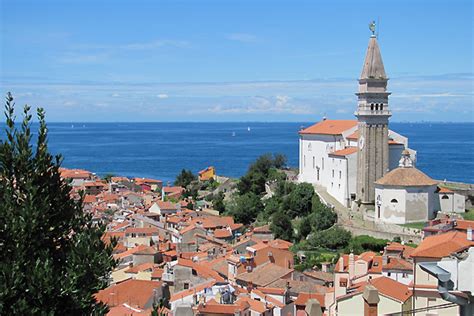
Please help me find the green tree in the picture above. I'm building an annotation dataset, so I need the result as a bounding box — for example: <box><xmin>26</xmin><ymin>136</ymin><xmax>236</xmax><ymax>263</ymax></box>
<box><xmin>345</xmin><ymin>235</ymin><xmax>389</xmax><ymax>255</ymax></box>
<box><xmin>0</xmin><ymin>93</ymin><xmax>116</xmax><ymax>315</ymax></box>
<box><xmin>237</xmin><ymin>153</ymin><xmax>288</xmax><ymax>196</ymax></box>
<box><xmin>212</xmin><ymin>191</ymin><xmax>226</xmax><ymax>213</ymax></box>
<box><xmin>102</xmin><ymin>173</ymin><xmax>116</xmax><ymax>182</ymax></box>
<box><xmin>270</xmin><ymin>211</ymin><xmax>294</xmax><ymax>241</ymax></box>
<box><xmin>284</xmin><ymin>182</ymin><xmax>314</xmax><ymax>218</ymax></box>
<box><xmin>174</xmin><ymin>169</ymin><xmax>196</xmax><ymax>187</ymax></box>
<box><xmin>273</xmin><ymin>153</ymin><xmax>287</xmax><ymax>169</ymax></box>
<box><xmin>298</xmin><ymin>217</ymin><xmax>312</xmax><ymax>240</ymax></box>
<box><xmin>309</xmin><ymin>226</ymin><xmax>351</xmax><ymax>249</ymax></box>
<box><xmin>228</xmin><ymin>192</ymin><xmax>263</xmax><ymax>225</ymax></box>
<box><xmin>309</xmin><ymin>195</ymin><xmax>338</xmax><ymax>231</ymax></box>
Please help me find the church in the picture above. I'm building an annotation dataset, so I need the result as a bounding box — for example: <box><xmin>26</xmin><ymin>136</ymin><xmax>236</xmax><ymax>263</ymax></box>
<box><xmin>298</xmin><ymin>28</ymin><xmax>465</xmax><ymax>222</ymax></box>
<box><xmin>299</xmin><ymin>30</ymin><xmax>416</xmax><ymax>208</ymax></box>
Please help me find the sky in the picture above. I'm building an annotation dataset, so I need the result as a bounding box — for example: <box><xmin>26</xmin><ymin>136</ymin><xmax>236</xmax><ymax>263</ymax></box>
<box><xmin>0</xmin><ymin>0</ymin><xmax>472</xmax><ymax>122</ymax></box>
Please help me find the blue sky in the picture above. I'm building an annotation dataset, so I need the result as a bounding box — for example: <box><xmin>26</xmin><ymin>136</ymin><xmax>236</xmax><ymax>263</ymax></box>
<box><xmin>0</xmin><ymin>0</ymin><xmax>472</xmax><ymax>122</ymax></box>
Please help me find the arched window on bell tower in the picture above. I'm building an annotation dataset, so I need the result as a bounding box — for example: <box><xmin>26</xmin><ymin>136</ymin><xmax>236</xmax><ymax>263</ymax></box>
<box><xmin>371</xmin><ymin>103</ymin><xmax>374</xmax><ymax>111</ymax></box>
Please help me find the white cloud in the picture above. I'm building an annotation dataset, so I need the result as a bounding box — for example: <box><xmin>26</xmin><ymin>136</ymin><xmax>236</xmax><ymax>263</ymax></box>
<box><xmin>157</xmin><ymin>94</ymin><xmax>169</xmax><ymax>99</ymax></box>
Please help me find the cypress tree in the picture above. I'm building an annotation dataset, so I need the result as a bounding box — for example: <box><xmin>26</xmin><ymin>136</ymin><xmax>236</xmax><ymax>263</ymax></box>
<box><xmin>0</xmin><ymin>93</ymin><xmax>116</xmax><ymax>315</ymax></box>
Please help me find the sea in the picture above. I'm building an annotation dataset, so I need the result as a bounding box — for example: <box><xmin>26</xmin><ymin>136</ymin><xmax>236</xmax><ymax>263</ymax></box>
<box><xmin>1</xmin><ymin>122</ymin><xmax>473</xmax><ymax>184</ymax></box>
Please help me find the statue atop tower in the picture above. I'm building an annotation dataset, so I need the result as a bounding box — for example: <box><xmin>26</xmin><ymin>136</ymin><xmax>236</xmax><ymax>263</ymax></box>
<box><xmin>355</xmin><ymin>25</ymin><xmax>392</xmax><ymax>204</ymax></box>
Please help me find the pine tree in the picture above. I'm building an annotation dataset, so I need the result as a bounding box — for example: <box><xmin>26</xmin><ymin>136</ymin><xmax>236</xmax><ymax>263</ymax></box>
<box><xmin>0</xmin><ymin>93</ymin><xmax>116</xmax><ymax>315</ymax></box>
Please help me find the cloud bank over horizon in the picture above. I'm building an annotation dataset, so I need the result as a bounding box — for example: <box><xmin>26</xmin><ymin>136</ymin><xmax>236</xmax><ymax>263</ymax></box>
<box><xmin>1</xmin><ymin>73</ymin><xmax>472</xmax><ymax>122</ymax></box>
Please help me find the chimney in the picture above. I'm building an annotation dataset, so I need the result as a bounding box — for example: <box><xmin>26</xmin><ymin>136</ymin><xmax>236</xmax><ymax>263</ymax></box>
<box><xmin>363</xmin><ymin>285</ymin><xmax>380</xmax><ymax>316</ymax></box>
<box><xmin>304</xmin><ymin>299</ymin><xmax>322</xmax><ymax>316</ymax></box>
<box><xmin>338</xmin><ymin>257</ymin><xmax>344</xmax><ymax>273</ymax></box>
<box><xmin>348</xmin><ymin>252</ymin><xmax>355</xmax><ymax>278</ymax></box>
<box><xmin>321</xmin><ymin>262</ymin><xmax>328</xmax><ymax>273</ymax></box>
<box><xmin>468</xmin><ymin>227</ymin><xmax>473</xmax><ymax>241</ymax></box>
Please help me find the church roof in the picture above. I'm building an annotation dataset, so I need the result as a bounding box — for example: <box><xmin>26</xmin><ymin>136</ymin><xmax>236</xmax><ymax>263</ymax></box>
<box><xmin>360</xmin><ymin>36</ymin><xmax>387</xmax><ymax>79</ymax></box>
<box><xmin>329</xmin><ymin>147</ymin><xmax>358</xmax><ymax>157</ymax></box>
<box><xmin>375</xmin><ymin>167</ymin><xmax>438</xmax><ymax>187</ymax></box>
<box><xmin>299</xmin><ymin>120</ymin><xmax>357</xmax><ymax>135</ymax></box>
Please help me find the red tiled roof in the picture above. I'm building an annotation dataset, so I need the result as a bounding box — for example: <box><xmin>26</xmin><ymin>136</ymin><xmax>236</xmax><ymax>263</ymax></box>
<box><xmin>368</xmin><ymin>277</ymin><xmax>412</xmax><ymax>302</ymax></box>
<box><xmin>134</xmin><ymin>178</ymin><xmax>162</xmax><ymax>185</ymax></box>
<box><xmin>214</xmin><ymin>228</ymin><xmax>232</xmax><ymax>239</ymax></box>
<box><xmin>411</xmin><ymin>231</ymin><xmax>474</xmax><ymax>258</ymax></box>
<box><xmin>170</xmin><ymin>280</ymin><xmax>215</xmax><ymax>302</ymax></box>
<box><xmin>346</xmin><ymin>131</ymin><xmax>359</xmax><ymax>140</ymax></box>
<box><xmin>60</xmin><ymin>168</ymin><xmax>92</xmax><ymax>179</ymax></box>
<box><xmin>96</xmin><ymin>279</ymin><xmax>162</xmax><ymax>309</ymax></box>
<box><xmin>125</xmin><ymin>262</ymin><xmax>155</xmax><ymax>274</ymax></box>
<box><xmin>124</xmin><ymin>227</ymin><xmax>158</xmax><ymax>235</ymax></box>
<box><xmin>83</xmin><ymin>195</ymin><xmax>97</xmax><ymax>203</ymax></box>
<box><xmin>329</xmin><ymin>147</ymin><xmax>358</xmax><ymax>157</ymax></box>
<box><xmin>438</xmin><ymin>186</ymin><xmax>454</xmax><ymax>193</ymax></box>
<box><xmin>299</xmin><ymin>120</ymin><xmax>357</xmax><ymax>135</ymax></box>
<box><xmin>295</xmin><ymin>292</ymin><xmax>325</xmax><ymax>308</ymax></box>
<box><xmin>455</xmin><ymin>220</ymin><xmax>474</xmax><ymax>231</ymax></box>
<box><xmin>383</xmin><ymin>257</ymin><xmax>412</xmax><ymax>271</ymax></box>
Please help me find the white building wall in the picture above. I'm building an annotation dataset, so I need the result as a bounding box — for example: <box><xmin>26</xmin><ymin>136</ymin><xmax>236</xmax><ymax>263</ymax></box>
<box><xmin>327</xmin><ymin>156</ymin><xmax>348</xmax><ymax>207</ymax></box>
<box><xmin>299</xmin><ymin>134</ymin><xmax>345</xmax><ymax>185</ymax></box>
<box><xmin>382</xmin><ymin>271</ymin><xmax>413</xmax><ymax>285</ymax></box>
<box><xmin>375</xmin><ymin>186</ymin><xmax>407</xmax><ymax>224</ymax></box>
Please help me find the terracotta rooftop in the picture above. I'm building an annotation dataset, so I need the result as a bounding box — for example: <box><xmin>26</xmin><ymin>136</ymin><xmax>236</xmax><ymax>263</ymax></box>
<box><xmin>236</xmin><ymin>262</ymin><xmax>293</xmax><ymax>287</ymax></box>
<box><xmin>96</xmin><ymin>279</ymin><xmax>162</xmax><ymax>309</ymax></box>
<box><xmin>299</xmin><ymin>120</ymin><xmax>357</xmax><ymax>136</ymax></box>
<box><xmin>411</xmin><ymin>231</ymin><xmax>474</xmax><ymax>258</ymax></box>
<box><xmin>329</xmin><ymin>147</ymin><xmax>358</xmax><ymax>157</ymax></box>
<box><xmin>294</xmin><ymin>292</ymin><xmax>326</xmax><ymax>308</ymax></box>
<box><xmin>375</xmin><ymin>167</ymin><xmax>438</xmax><ymax>187</ymax></box>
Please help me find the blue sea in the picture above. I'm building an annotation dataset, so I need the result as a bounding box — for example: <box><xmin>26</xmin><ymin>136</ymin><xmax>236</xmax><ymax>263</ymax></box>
<box><xmin>1</xmin><ymin>122</ymin><xmax>473</xmax><ymax>184</ymax></box>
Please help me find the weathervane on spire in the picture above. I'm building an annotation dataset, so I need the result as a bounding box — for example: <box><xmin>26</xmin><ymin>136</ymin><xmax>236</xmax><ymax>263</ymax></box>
<box><xmin>369</xmin><ymin>20</ymin><xmax>376</xmax><ymax>37</ymax></box>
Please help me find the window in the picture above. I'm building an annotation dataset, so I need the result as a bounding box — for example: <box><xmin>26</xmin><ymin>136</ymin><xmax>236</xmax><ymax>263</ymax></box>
<box><xmin>339</xmin><ymin>171</ymin><xmax>342</xmax><ymax>179</ymax></box>
<box><xmin>338</xmin><ymin>184</ymin><xmax>341</xmax><ymax>189</ymax></box>
<box><xmin>317</xmin><ymin>168</ymin><xmax>320</xmax><ymax>181</ymax></box>
<box><xmin>304</xmin><ymin>155</ymin><xmax>306</xmax><ymax>167</ymax></box>
<box><xmin>332</xmin><ymin>170</ymin><xmax>334</xmax><ymax>178</ymax></box>
<box><xmin>322</xmin><ymin>158</ymin><xmax>324</xmax><ymax>170</ymax></box>
<box><xmin>375</xmin><ymin>104</ymin><xmax>379</xmax><ymax>111</ymax></box>
<box><xmin>390</xmin><ymin>199</ymin><xmax>398</xmax><ymax>203</ymax></box>
<box><xmin>442</xmin><ymin>195</ymin><xmax>449</xmax><ymax>200</ymax></box>
<box><xmin>380</xmin><ymin>104</ymin><xmax>383</xmax><ymax>110</ymax></box>
<box><xmin>313</xmin><ymin>156</ymin><xmax>315</xmax><ymax>169</ymax></box>
<box><xmin>387</xmin><ymin>272</ymin><xmax>391</xmax><ymax>277</ymax></box>
<box><xmin>377</xmin><ymin>206</ymin><xmax>381</xmax><ymax>218</ymax></box>
<box><xmin>308</xmin><ymin>143</ymin><xmax>312</xmax><ymax>151</ymax></box>
<box><xmin>331</xmin><ymin>182</ymin><xmax>333</xmax><ymax>188</ymax></box>
<box><xmin>371</xmin><ymin>103</ymin><xmax>374</xmax><ymax>111</ymax></box>
<box><xmin>184</xmin><ymin>283</ymin><xmax>189</xmax><ymax>290</ymax></box>
<box><xmin>402</xmin><ymin>273</ymin><xmax>408</xmax><ymax>278</ymax></box>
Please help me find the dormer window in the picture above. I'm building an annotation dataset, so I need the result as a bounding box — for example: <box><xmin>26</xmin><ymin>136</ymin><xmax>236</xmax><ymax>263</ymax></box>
<box><xmin>390</xmin><ymin>199</ymin><xmax>398</xmax><ymax>203</ymax></box>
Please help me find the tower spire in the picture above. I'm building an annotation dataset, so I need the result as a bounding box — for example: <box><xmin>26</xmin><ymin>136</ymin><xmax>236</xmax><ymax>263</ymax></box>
<box><xmin>360</xmin><ymin>34</ymin><xmax>386</xmax><ymax>80</ymax></box>
<box><xmin>355</xmin><ymin>23</ymin><xmax>391</xmax><ymax>204</ymax></box>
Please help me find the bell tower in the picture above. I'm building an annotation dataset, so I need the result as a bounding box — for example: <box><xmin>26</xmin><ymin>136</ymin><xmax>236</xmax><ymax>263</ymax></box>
<box><xmin>356</xmin><ymin>22</ymin><xmax>391</xmax><ymax>204</ymax></box>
